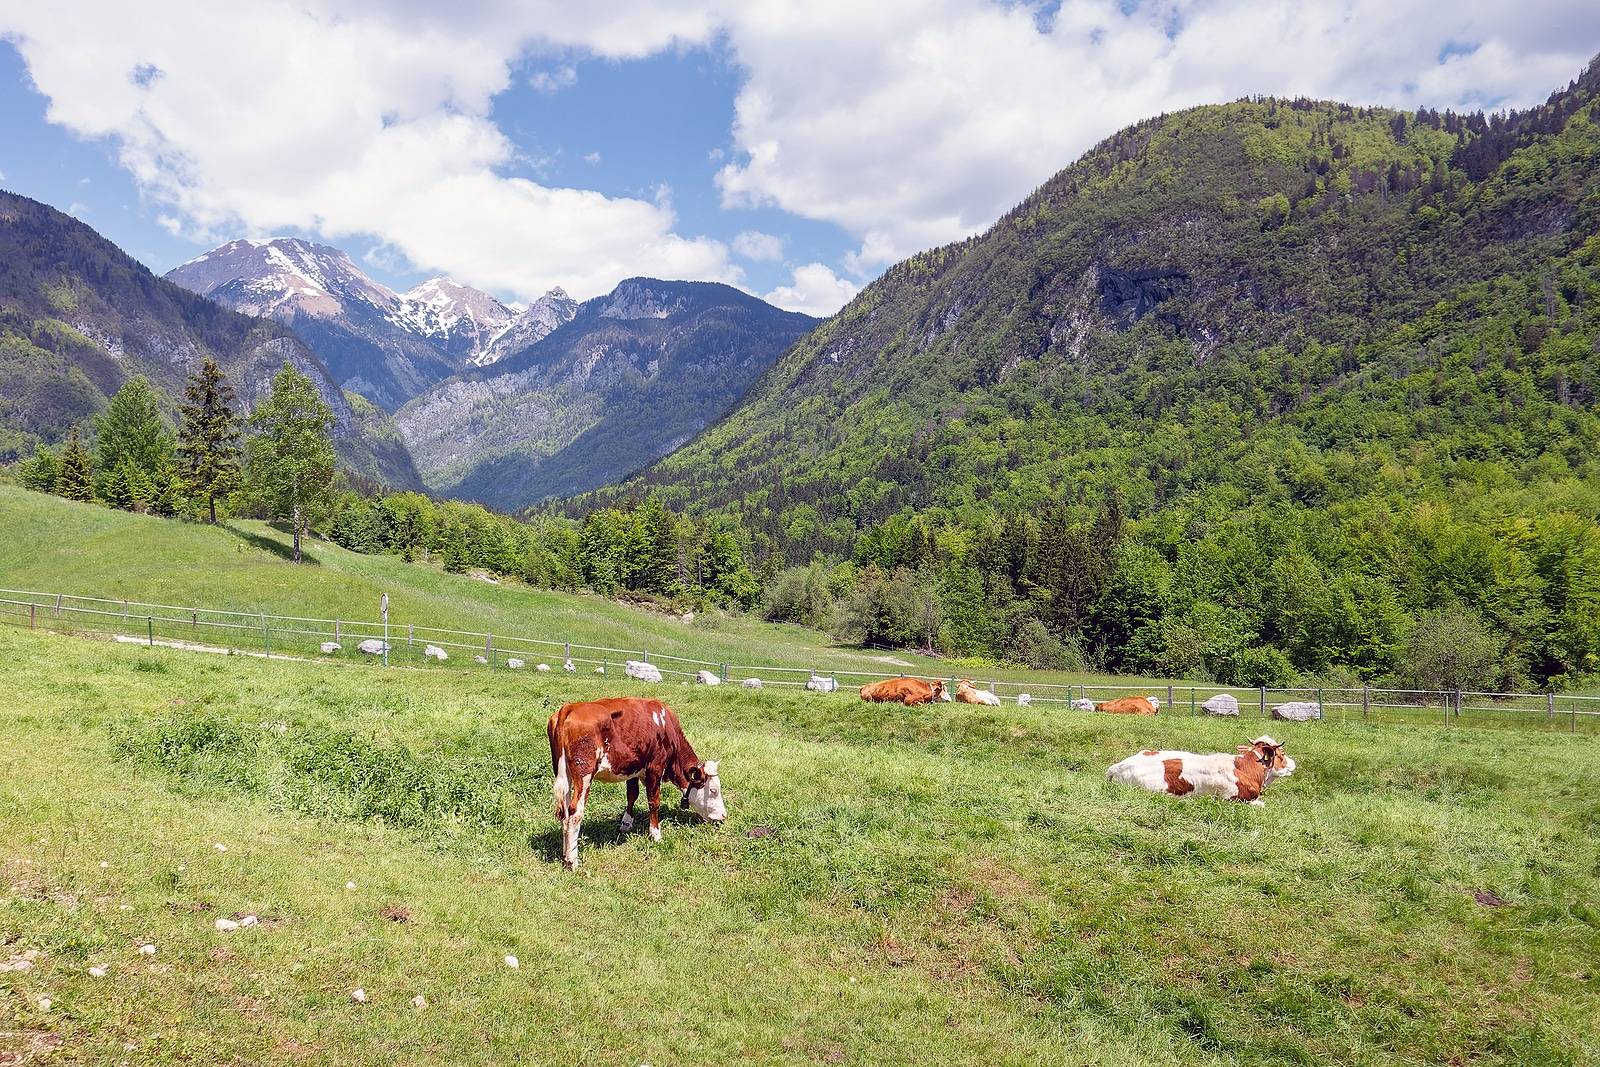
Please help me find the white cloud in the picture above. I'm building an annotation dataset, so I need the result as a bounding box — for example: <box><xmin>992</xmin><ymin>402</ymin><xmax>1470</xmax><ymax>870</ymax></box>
<box><xmin>4</xmin><ymin>0</ymin><xmax>1596</xmax><ymax>302</ymax></box>
<box><xmin>67</xmin><ymin>201</ymin><xmax>88</xmax><ymax>217</ymax></box>
<box><xmin>763</xmin><ymin>261</ymin><xmax>858</xmax><ymax>316</ymax></box>
<box><xmin>732</xmin><ymin>229</ymin><xmax>784</xmax><ymax>261</ymax></box>
<box><xmin>583</xmin><ymin>151</ymin><xmax>602</xmax><ymax>164</ymax></box>
<box><xmin>714</xmin><ymin>0</ymin><xmax>1600</xmax><ymax>268</ymax></box>
<box><xmin>0</xmin><ymin>1</ymin><xmax>731</xmax><ymax>300</ymax></box>
<box><xmin>528</xmin><ymin>64</ymin><xmax>577</xmax><ymax>94</ymax></box>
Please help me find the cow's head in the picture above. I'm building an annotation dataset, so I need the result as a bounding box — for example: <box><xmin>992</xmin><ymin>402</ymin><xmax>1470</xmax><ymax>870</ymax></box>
<box><xmin>683</xmin><ymin>760</ymin><xmax>727</xmax><ymax>822</ymax></box>
<box><xmin>1241</xmin><ymin>735</ymin><xmax>1295</xmax><ymax>779</ymax></box>
<box><xmin>933</xmin><ymin>680</ymin><xmax>949</xmax><ymax>702</ymax></box>
<box><xmin>1146</xmin><ymin>695</ymin><xmax>1162</xmax><ymax>710</ymax></box>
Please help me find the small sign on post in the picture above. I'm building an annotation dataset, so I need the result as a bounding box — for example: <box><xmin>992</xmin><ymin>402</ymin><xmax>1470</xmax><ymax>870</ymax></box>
<box><xmin>381</xmin><ymin>594</ymin><xmax>390</xmax><ymax>667</ymax></box>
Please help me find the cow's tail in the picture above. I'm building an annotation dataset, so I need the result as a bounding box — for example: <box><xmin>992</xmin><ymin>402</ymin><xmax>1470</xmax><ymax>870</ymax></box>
<box><xmin>548</xmin><ymin>713</ymin><xmax>569</xmax><ymax>820</ymax></box>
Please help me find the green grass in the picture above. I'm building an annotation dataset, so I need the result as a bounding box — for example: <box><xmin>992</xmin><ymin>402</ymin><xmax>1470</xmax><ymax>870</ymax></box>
<box><xmin>2</xmin><ymin>624</ymin><xmax>1598</xmax><ymax>1065</ymax></box>
<box><xmin>0</xmin><ymin>484</ymin><xmax>1200</xmax><ymax>690</ymax></box>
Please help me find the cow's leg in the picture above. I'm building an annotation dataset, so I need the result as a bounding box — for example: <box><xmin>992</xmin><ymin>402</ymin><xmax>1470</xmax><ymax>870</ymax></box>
<box><xmin>645</xmin><ymin>772</ymin><xmax>664</xmax><ymax>842</ymax></box>
<box><xmin>620</xmin><ymin>778</ymin><xmax>639</xmax><ymax>831</ymax></box>
<box><xmin>564</xmin><ymin>772</ymin><xmax>592</xmax><ymax>869</ymax></box>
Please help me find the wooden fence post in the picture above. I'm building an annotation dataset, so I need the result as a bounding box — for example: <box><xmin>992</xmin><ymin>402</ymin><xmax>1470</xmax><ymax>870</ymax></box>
<box><xmin>1259</xmin><ymin>686</ymin><xmax>1266</xmax><ymax>718</ymax></box>
<box><xmin>407</xmin><ymin>624</ymin><xmax>414</xmax><ymax>648</ymax></box>
<box><xmin>1362</xmin><ymin>685</ymin><xmax>1370</xmax><ymax>720</ymax></box>
<box><xmin>1547</xmin><ymin>693</ymin><xmax>1554</xmax><ymax>725</ymax></box>
<box><xmin>53</xmin><ymin>592</ymin><xmax>62</xmax><ymax>618</ymax></box>
<box><xmin>335</xmin><ymin>619</ymin><xmax>341</xmax><ymax>642</ymax></box>
<box><xmin>147</xmin><ymin>616</ymin><xmax>153</xmax><ymax>647</ymax></box>
<box><xmin>1166</xmin><ymin>684</ymin><xmax>1174</xmax><ymax>710</ymax></box>
<box><xmin>1572</xmin><ymin>700</ymin><xmax>1579</xmax><ymax>734</ymax></box>
<box><xmin>1190</xmin><ymin>688</ymin><xmax>1196</xmax><ymax>716</ymax></box>
<box><xmin>29</xmin><ymin>603</ymin><xmax>36</xmax><ymax>629</ymax></box>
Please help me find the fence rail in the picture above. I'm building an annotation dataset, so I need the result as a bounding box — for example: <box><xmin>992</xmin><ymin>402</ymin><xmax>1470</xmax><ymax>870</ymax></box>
<box><xmin>2</xmin><ymin>587</ymin><xmax>1596</xmax><ymax>734</ymax></box>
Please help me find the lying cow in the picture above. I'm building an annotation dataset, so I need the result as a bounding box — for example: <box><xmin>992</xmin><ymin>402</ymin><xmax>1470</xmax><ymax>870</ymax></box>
<box><xmin>859</xmin><ymin>677</ymin><xmax>946</xmax><ymax>706</ymax></box>
<box><xmin>1106</xmin><ymin>736</ymin><xmax>1296</xmax><ymax>806</ymax></box>
<box><xmin>953</xmin><ymin>679</ymin><xmax>1001</xmax><ymax>706</ymax></box>
<box><xmin>547</xmin><ymin>697</ymin><xmax>726</xmax><ymax>869</ymax></box>
<box><xmin>1096</xmin><ymin>695</ymin><xmax>1161</xmax><ymax>715</ymax></box>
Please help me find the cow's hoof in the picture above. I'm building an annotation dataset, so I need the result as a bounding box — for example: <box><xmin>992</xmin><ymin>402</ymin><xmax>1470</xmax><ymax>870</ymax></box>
<box><xmin>563</xmin><ymin>858</ymin><xmax>578</xmax><ymax>870</ymax></box>
<box><xmin>648</xmin><ymin>826</ymin><xmax>662</xmax><ymax>842</ymax></box>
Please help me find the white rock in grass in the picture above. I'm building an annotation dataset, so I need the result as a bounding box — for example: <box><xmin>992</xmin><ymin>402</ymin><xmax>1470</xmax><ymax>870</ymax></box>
<box><xmin>411</xmin><ymin>994</ymin><xmax>428</xmax><ymax>1009</ymax></box>
<box><xmin>742</xmin><ymin>678</ymin><xmax>763</xmax><ymax>690</ymax></box>
<box><xmin>138</xmin><ymin>943</ymin><xmax>157</xmax><ymax>956</ymax></box>
<box><xmin>99</xmin><ymin>861</ymin><xmax>109</xmax><ymax>869</ymax></box>
<box><xmin>1203</xmin><ymin>694</ymin><xmax>1241</xmax><ymax>717</ymax></box>
<box><xmin>214</xmin><ymin>918</ymin><xmax>240</xmax><ymax>932</ymax></box>
<box><xmin>563</xmin><ymin>660</ymin><xmax>576</xmax><ymax>672</ymax></box>
<box><xmin>1072</xmin><ymin>698</ymin><xmax>1096</xmax><ymax>712</ymax></box>
<box><xmin>506</xmin><ymin>658</ymin><xmax>525</xmax><ymax>670</ymax></box>
<box><xmin>695</xmin><ymin>670</ymin><xmax>721</xmax><ymax>686</ymax></box>
<box><xmin>357</xmin><ymin>639</ymin><xmax>388</xmax><ymax>656</ymax></box>
<box><xmin>38</xmin><ymin>996</ymin><xmax>52</xmax><ymax>1012</ymax></box>
<box><xmin>805</xmin><ymin>675</ymin><xmax>837</xmax><ymax>693</ymax></box>
<box><xmin>320</xmin><ymin>642</ymin><xmax>341</xmax><ymax>654</ymax></box>
<box><xmin>239</xmin><ymin>915</ymin><xmax>258</xmax><ymax>928</ymax></box>
<box><xmin>504</xmin><ymin>954</ymin><xmax>519</xmax><ymax>969</ymax></box>
<box><xmin>88</xmin><ymin>966</ymin><xmax>107</xmax><ymax>978</ymax></box>
<box><xmin>214</xmin><ymin>843</ymin><xmax>227</xmax><ymax>853</ymax></box>
<box><xmin>351</xmin><ymin>988</ymin><xmax>368</xmax><ymax>1003</ymax></box>
<box><xmin>537</xmin><ymin>663</ymin><xmax>551</xmax><ymax>672</ymax></box>
<box><xmin>593</xmin><ymin>665</ymin><xmax>606</xmax><ymax>675</ymax></box>
<box><xmin>345</xmin><ymin>881</ymin><xmax>357</xmax><ymax>891</ymax></box>
<box><xmin>624</xmin><ymin>661</ymin><xmax>662</xmax><ymax>683</ymax></box>
<box><xmin>1272</xmin><ymin>701</ymin><xmax>1322</xmax><ymax>722</ymax></box>
<box><xmin>1017</xmin><ymin>693</ymin><xmax>1032</xmax><ymax>707</ymax></box>
<box><xmin>424</xmin><ymin>645</ymin><xmax>448</xmax><ymax>661</ymax></box>
<box><xmin>474</xmin><ymin>655</ymin><xmax>489</xmax><ymax>665</ymax></box>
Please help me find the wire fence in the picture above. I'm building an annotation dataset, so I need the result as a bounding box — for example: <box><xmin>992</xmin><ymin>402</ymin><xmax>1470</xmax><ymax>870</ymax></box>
<box><xmin>2</xmin><ymin>586</ymin><xmax>1596</xmax><ymax>734</ymax></box>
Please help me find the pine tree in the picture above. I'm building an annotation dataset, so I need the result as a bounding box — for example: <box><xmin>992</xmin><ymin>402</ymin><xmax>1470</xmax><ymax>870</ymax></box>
<box><xmin>245</xmin><ymin>363</ymin><xmax>337</xmax><ymax>564</ymax></box>
<box><xmin>16</xmin><ymin>447</ymin><xmax>61</xmax><ymax>493</ymax></box>
<box><xmin>57</xmin><ymin>428</ymin><xmax>95</xmax><ymax>502</ymax></box>
<box><xmin>95</xmin><ymin>376</ymin><xmax>177</xmax><ymax>510</ymax></box>
<box><xmin>177</xmin><ymin>358</ymin><xmax>241</xmax><ymax>523</ymax></box>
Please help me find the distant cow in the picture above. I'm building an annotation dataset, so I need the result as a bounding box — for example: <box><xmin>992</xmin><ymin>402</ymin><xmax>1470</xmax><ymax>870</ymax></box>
<box><xmin>859</xmin><ymin>677</ymin><xmax>946</xmax><ymax>706</ymax></box>
<box><xmin>547</xmin><ymin>697</ymin><xmax>726</xmax><ymax>869</ymax></box>
<box><xmin>1096</xmin><ymin>695</ymin><xmax>1161</xmax><ymax>716</ymax></box>
<box><xmin>954</xmin><ymin>680</ymin><xmax>1001</xmax><ymax>706</ymax></box>
<box><xmin>1107</xmin><ymin>736</ymin><xmax>1296</xmax><ymax>806</ymax></box>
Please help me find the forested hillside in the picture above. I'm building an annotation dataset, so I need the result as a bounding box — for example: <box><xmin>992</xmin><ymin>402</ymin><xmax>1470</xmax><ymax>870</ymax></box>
<box><xmin>577</xmin><ymin>58</ymin><xmax>1600</xmax><ymax>690</ymax></box>
<box><xmin>0</xmin><ymin>193</ymin><xmax>421</xmax><ymax>488</ymax></box>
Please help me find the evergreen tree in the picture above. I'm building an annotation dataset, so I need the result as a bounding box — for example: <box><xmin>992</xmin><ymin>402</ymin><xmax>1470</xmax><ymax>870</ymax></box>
<box><xmin>57</xmin><ymin>429</ymin><xmax>95</xmax><ymax>502</ymax></box>
<box><xmin>94</xmin><ymin>376</ymin><xmax>177</xmax><ymax>509</ymax></box>
<box><xmin>177</xmin><ymin>358</ymin><xmax>242</xmax><ymax>524</ymax></box>
<box><xmin>246</xmin><ymin>364</ymin><xmax>337</xmax><ymax>564</ymax></box>
<box><xmin>16</xmin><ymin>446</ymin><xmax>61</xmax><ymax>493</ymax></box>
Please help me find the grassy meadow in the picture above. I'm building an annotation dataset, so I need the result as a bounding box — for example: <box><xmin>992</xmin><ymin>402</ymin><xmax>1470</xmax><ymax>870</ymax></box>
<box><xmin>1</xmin><ymin>620</ymin><xmax>1598</xmax><ymax>1065</ymax></box>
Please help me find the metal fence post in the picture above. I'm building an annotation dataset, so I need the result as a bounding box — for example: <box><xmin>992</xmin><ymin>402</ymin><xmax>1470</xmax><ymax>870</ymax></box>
<box><xmin>53</xmin><ymin>592</ymin><xmax>62</xmax><ymax>618</ymax></box>
<box><xmin>407</xmin><ymin>624</ymin><xmax>414</xmax><ymax>649</ymax></box>
<box><xmin>1362</xmin><ymin>685</ymin><xmax>1370</xmax><ymax>720</ymax></box>
<box><xmin>29</xmin><ymin>603</ymin><xmax>35</xmax><ymax>630</ymax></box>
<box><xmin>263</xmin><ymin>614</ymin><xmax>270</xmax><ymax>657</ymax></box>
<box><xmin>1166</xmin><ymin>684</ymin><xmax>1174</xmax><ymax>710</ymax></box>
<box><xmin>1259</xmin><ymin>686</ymin><xmax>1266</xmax><ymax>718</ymax></box>
<box><xmin>1572</xmin><ymin>700</ymin><xmax>1578</xmax><ymax>734</ymax></box>
<box><xmin>191</xmin><ymin>609</ymin><xmax>197</xmax><ymax>635</ymax></box>
<box><xmin>1547</xmin><ymin>693</ymin><xmax>1554</xmax><ymax>725</ymax></box>
<box><xmin>147</xmin><ymin>616</ymin><xmax>153</xmax><ymax>647</ymax></box>
<box><xmin>1317</xmin><ymin>689</ymin><xmax>1323</xmax><ymax>719</ymax></box>
<box><xmin>1454</xmin><ymin>689</ymin><xmax>1462</xmax><ymax>720</ymax></box>
<box><xmin>486</xmin><ymin>633</ymin><xmax>493</xmax><ymax>666</ymax></box>
<box><xmin>335</xmin><ymin>619</ymin><xmax>341</xmax><ymax>643</ymax></box>
<box><xmin>721</xmin><ymin>663</ymin><xmax>729</xmax><ymax>683</ymax></box>
<box><xmin>1190</xmin><ymin>688</ymin><xmax>1196</xmax><ymax>716</ymax></box>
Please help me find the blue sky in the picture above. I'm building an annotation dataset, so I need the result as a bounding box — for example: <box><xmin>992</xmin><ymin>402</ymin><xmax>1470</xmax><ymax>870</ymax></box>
<box><xmin>2</xmin><ymin>3</ymin><xmax>1598</xmax><ymax>315</ymax></box>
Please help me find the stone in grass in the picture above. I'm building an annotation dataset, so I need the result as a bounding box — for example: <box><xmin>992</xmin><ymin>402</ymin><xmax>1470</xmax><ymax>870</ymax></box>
<box><xmin>138</xmin><ymin>944</ymin><xmax>157</xmax><ymax>956</ymax></box>
<box><xmin>537</xmin><ymin>663</ymin><xmax>551</xmax><ymax>672</ymax></box>
<box><xmin>1202</xmin><ymin>694</ymin><xmax>1241</xmax><ymax>717</ymax></box>
<box><xmin>695</xmin><ymin>670</ymin><xmax>721</xmax><ymax>686</ymax></box>
<box><xmin>351</xmin><ymin>988</ymin><xmax>368</xmax><ymax>1004</ymax></box>
<box><xmin>88</xmin><ymin>965</ymin><xmax>108</xmax><ymax>978</ymax></box>
<box><xmin>474</xmin><ymin>655</ymin><xmax>489</xmax><ymax>665</ymax></box>
<box><xmin>320</xmin><ymin>642</ymin><xmax>341</xmax><ymax>654</ymax></box>
<box><xmin>215</xmin><ymin>918</ymin><xmax>240</xmax><ymax>932</ymax></box>
<box><xmin>1017</xmin><ymin>693</ymin><xmax>1032</xmax><ymax>707</ymax></box>
<box><xmin>1272</xmin><ymin>701</ymin><xmax>1322</xmax><ymax>722</ymax></box>
<box><xmin>357</xmin><ymin>639</ymin><xmax>388</xmax><ymax>656</ymax></box>
<box><xmin>506</xmin><ymin>658</ymin><xmax>525</xmax><ymax>670</ymax></box>
<box><xmin>504</xmin><ymin>954</ymin><xmax>519</xmax><ymax>969</ymax></box>
<box><xmin>424</xmin><ymin>645</ymin><xmax>448</xmax><ymax>661</ymax></box>
<box><xmin>411</xmin><ymin>994</ymin><xmax>428</xmax><ymax>1009</ymax></box>
<box><xmin>742</xmin><ymin>678</ymin><xmax>763</xmax><ymax>690</ymax></box>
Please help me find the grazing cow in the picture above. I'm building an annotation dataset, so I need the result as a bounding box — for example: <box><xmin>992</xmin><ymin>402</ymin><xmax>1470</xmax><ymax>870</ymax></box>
<box><xmin>859</xmin><ymin>677</ymin><xmax>946</xmax><ymax>706</ymax></box>
<box><xmin>954</xmin><ymin>679</ymin><xmax>1001</xmax><ymax>706</ymax></box>
<box><xmin>1106</xmin><ymin>736</ymin><xmax>1296</xmax><ymax>806</ymax></box>
<box><xmin>547</xmin><ymin>697</ymin><xmax>726</xmax><ymax>869</ymax></box>
<box><xmin>1096</xmin><ymin>695</ymin><xmax>1161</xmax><ymax>716</ymax></box>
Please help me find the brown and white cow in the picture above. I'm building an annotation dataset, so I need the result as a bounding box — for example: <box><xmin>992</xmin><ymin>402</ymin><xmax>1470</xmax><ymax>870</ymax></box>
<box><xmin>859</xmin><ymin>677</ymin><xmax>946</xmax><ymax>705</ymax></box>
<box><xmin>547</xmin><ymin>697</ymin><xmax>726</xmax><ymax>869</ymax></box>
<box><xmin>953</xmin><ymin>679</ymin><xmax>1001</xmax><ymax>706</ymax></box>
<box><xmin>1096</xmin><ymin>695</ymin><xmax>1161</xmax><ymax>716</ymax></box>
<box><xmin>1106</xmin><ymin>735</ymin><xmax>1296</xmax><ymax>806</ymax></box>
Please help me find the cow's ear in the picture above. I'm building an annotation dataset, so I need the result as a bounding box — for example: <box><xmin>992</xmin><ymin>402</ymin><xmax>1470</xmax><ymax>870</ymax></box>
<box><xmin>704</xmin><ymin>760</ymin><xmax>719</xmax><ymax>777</ymax></box>
<box><xmin>686</xmin><ymin>765</ymin><xmax>707</xmax><ymax>787</ymax></box>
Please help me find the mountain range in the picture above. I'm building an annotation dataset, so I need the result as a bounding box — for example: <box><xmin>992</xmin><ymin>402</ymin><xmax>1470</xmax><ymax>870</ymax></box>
<box><xmin>0</xmin><ymin>192</ymin><xmax>420</xmax><ymax>488</ymax></box>
<box><xmin>165</xmin><ymin>239</ymin><xmax>578</xmax><ymax>410</ymax></box>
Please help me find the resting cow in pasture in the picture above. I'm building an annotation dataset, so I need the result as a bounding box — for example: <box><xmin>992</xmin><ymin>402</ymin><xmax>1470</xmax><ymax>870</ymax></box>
<box><xmin>1096</xmin><ymin>695</ymin><xmax>1161</xmax><ymax>716</ymax></box>
<box><xmin>547</xmin><ymin>697</ymin><xmax>726</xmax><ymax>869</ymax></box>
<box><xmin>859</xmin><ymin>677</ymin><xmax>946</xmax><ymax>706</ymax></box>
<box><xmin>1106</xmin><ymin>736</ymin><xmax>1296</xmax><ymax>806</ymax></box>
<box><xmin>954</xmin><ymin>679</ymin><xmax>1001</xmax><ymax>706</ymax></box>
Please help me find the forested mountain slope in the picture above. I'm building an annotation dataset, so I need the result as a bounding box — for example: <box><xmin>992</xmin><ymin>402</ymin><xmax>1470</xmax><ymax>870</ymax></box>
<box><xmin>0</xmin><ymin>193</ymin><xmax>421</xmax><ymax>488</ymax></box>
<box><xmin>397</xmin><ymin>279</ymin><xmax>815</xmax><ymax>510</ymax></box>
<box><xmin>580</xmin><ymin>58</ymin><xmax>1600</xmax><ymax>689</ymax></box>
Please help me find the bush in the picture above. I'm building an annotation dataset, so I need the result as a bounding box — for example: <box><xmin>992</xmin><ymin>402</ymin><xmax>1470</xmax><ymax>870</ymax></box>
<box><xmin>763</xmin><ymin>563</ymin><xmax>834</xmax><ymax>626</ymax></box>
<box><xmin>1007</xmin><ymin>616</ymin><xmax>1085</xmax><ymax>671</ymax></box>
<box><xmin>1400</xmin><ymin>608</ymin><xmax>1506</xmax><ymax>691</ymax></box>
